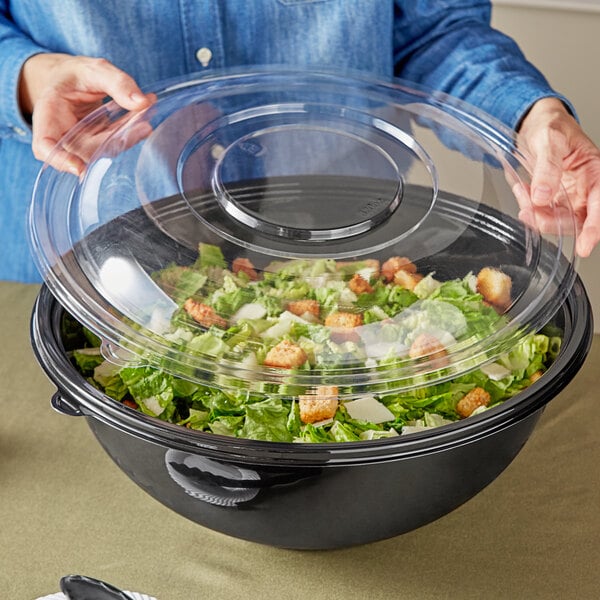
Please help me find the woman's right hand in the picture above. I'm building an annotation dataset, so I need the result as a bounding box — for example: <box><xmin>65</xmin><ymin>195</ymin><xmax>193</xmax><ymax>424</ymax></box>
<box><xmin>19</xmin><ymin>53</ymin><xmax>154</xmax><ymax>175</ymax></box>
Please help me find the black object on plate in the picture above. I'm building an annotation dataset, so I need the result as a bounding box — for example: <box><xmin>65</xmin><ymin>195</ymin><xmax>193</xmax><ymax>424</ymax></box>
<box><xmin>60</xmin><ymin>575</ymin><xmax>133</xmax><ymax>600</ymax></box>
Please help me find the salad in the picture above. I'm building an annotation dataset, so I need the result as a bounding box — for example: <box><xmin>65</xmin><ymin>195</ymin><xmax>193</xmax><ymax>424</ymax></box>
<box><xmin>68</xmin><ymin>243</ymin><xmax>561</xmax><ymax>443</ymax></box>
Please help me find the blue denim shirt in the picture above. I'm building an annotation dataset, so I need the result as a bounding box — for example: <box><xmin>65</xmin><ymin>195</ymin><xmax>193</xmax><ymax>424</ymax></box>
<box><xmin>0</xmin><ymin>0</ymin><xmax>570</xmax><ymax>282</ymax></box>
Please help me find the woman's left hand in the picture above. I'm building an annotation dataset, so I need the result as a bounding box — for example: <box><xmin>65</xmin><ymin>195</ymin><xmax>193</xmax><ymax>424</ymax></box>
<box><xmin>516</xmin><ymin>97</ymin><xmax>600</xmax><ymax>257</ymax></box>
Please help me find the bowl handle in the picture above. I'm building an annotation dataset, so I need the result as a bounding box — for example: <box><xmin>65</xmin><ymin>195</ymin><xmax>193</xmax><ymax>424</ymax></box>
<box><xmin>51</xmin><ymin>391</ymin><xmax>84</xmax><ymax>417</ymax></box>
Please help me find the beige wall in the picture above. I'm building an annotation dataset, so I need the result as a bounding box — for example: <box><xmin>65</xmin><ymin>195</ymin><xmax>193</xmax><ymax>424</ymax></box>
<box><xmin>491</xmin><ymin>1</ymin><xmax>600</xmax><ymax>329</ymax></box>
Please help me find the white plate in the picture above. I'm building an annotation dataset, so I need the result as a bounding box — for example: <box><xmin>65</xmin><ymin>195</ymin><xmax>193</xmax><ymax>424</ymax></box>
<box><xmin>36</xmin><ymin>592</ymin><xmax>156</xmax><ymax>600</ymax></box>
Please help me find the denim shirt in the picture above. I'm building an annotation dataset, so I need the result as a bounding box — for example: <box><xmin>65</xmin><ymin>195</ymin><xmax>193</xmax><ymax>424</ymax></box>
<box><xmin>0</xmin><ymin>0</ymin><xmax>570</xmax><ymax>282</ymax></box>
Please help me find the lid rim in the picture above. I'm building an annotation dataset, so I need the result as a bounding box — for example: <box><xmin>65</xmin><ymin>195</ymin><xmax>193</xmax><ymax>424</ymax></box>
<box><xmin>28</xmin><ymin>68</ymin><xmax>579</xmax><ymax>400</ymax></box>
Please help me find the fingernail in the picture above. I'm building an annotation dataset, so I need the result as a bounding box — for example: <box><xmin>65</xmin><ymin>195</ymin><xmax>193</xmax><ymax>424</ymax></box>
<box><xmin>533</xmin><ymin>184</ymin><xmax>552</xmax><ymax>205</ymax></box>
<box><xmin>577</xmin><ymin>228</ymin><xmax>598</xmax><ymax>257</ymax></box>
<box><xmin>130</xmin><ymin>92</ymin><xmax>147</xmax><ymax>105</ymax></box>
<box><xmin>67</xmin><ymin>162</ymin><xmax>80</xmax><ymax>176</ymax></box>
<box><xmin>576</xmin><ymin>240</ymin><xmax>590</xmax><ymax>257</ymax></box>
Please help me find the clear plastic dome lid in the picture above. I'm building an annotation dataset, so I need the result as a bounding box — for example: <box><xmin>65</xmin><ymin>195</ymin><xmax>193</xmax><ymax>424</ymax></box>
<box><xmin>29</xmin><ymin>68</ymin><xmax>579</xmax><ymax>398</ymax></box>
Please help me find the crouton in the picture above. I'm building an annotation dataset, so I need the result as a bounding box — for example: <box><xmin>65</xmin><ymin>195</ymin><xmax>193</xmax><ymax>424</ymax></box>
<box><xmin>324</xmin><ymin>311</ymin><xmax>363</xmax><ymax>343</ymax></box>
<box><xmin>183</xmin><ymin>298</ymin><xmax>228</xmax><ymax>329</ymax></box>
<box><xmin>393</xmin><ymin>269</ymin><xmax>423</xmax><ymax>291</ymax></box>
<box><xmin>263</xmin><ymin>340</ymin><xmax>308</xmax><ymax>369</ymax></box>
<box><xmin>315</xmin><ymin>385</ymin><xmax>339</xmax><ymax>397</ymax></box>
<box><xmin>232</xmin><ymin>257</ymin><xmax>258</xmax><ymax>281</ymax></box>
<box><xmin>298</xmin><ymin>385</ymin><xmax>339</xmax><ymax>424</ymax></box>
<box><xmin>287</xmin><ymin>299</ymin><xmax>320</xmax><ymax>318</ymax></box>
<box><xmin>530</xmin><ymin>370</ymin><xmax>544</xmax><ymax>383</ymax></box>
<box><xmin>408</xmin><ymin>332</ymin><xmax>448</xmax><ymax>362</ymax></box>
<box><xmin>324</xmin><ymin>312</ymin><xmax>363</xmax><ymax>329</ymax></box>
<box><xmin>476</xmin><ymin>267</ymin><xmax>512</xmax><ymax>311</ymax></box>
<box><xmin>336</xmin><ymin>259</ymin><xmax>380</xmax><ymax>279</ymax></box>
<box><xmin>456</xmin><ymin>387</ymin><xmax>491</xmax><ymax>418</ymax></box>
<box><xmin>381</xmin><ymin>256</ymin><xmax>417</xmax><ymax>282</ymax></box>
<box><xmin>348</xmin><ymin>273</ymin><xmax>374</xmax><ymax>295</ymax></box>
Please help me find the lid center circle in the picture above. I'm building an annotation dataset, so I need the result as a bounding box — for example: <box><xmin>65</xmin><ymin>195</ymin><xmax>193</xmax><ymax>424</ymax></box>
<box><xmin>212</xmin><ymin>124</ymin><xmax>402</xmax><ymax>241</ymax></box>
<box><xmin>176</xmin><ymin>101</ymin><xmax>438</xmax><ymax>259</ymax></box>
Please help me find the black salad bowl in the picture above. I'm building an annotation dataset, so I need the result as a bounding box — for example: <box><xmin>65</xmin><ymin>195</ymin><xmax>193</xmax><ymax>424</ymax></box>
<box><xmin>27</xmin><ymin>71</ymin><xmax>593</xmax><ymax>549</ymax></box>
<box><xmin>30</xmin><ymin>273</ymin><xmax>592</xmax><ymax>549</ymax></box>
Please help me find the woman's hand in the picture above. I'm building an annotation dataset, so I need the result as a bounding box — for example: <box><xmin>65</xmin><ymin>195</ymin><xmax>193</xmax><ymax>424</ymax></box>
<box><xmin>19</xmin><ymin>52</ymin><xmax>154</xmax><ymax>175</ymax></box>
<box><xmin>516</xmin><ymin>97</ymin><xmax>600</xmax><ymax>257</ymax></box>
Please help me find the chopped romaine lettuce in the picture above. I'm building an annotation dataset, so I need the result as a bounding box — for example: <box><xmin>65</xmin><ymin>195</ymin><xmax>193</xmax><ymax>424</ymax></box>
<box><xmin>72</xmin><ymin>347</ymin><xmax>104</xmax><ymax>374</ymax></box>
<box><xmin>68</xmin><ymin>245</ymin><xmax>560</xmax><ymax>443</ymax></box>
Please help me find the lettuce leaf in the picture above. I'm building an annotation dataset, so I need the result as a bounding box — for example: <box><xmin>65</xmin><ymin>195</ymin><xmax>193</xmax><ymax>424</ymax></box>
<box><xmin>153</xmin><ymin>264</ymin><xmax>208</xmax><ymax>305</ymax></box>
<box><xmin>119</xmin><ymin>366</ymin><xmax>176</xmax><ymax>419</ymax></box>
<box><xmin>240</xmin><ymin>398</ymin><xmax>293</xmax><ymax>442</ymax></box>
<box><xmin>72</xmin><ymin>348</ymin><xmax>104</xmax><ymax>374</ymax></box>
<box><xmin>196</xmin><ymin>243</ymin><xmax>227</xmax><ymax>269</ymax></box>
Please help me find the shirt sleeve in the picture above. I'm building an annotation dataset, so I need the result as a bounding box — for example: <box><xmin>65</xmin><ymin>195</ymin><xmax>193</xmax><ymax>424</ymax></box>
<box><xmin>0</xmin><ymin>2</ymin><xmax>49</xmax><ymax>143</ymax></box>
<box><xmin>393</xmin><ymin>0</ymin><xmax>577</xmax><ymax>131</ymax></box>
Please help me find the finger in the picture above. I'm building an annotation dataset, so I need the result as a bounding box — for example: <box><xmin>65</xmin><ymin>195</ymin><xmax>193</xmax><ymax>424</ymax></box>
<box><xmin>66</xmin><ymin>116</ymin><xmax>154</xmax><ymax>164</ymax></box>
<box><xmin>110</xmin><ymin>118</ymin><xmax>154</xmax><ymax>154</ymax></box>
<box><xmin>31</xmin><ymin>97</ymin><xmax>84</xmax><ymax>173</ymax></box>
<box><xmin>528</xmin><ymin>130</ymin><xmax>568</xmax><ymax>207</ymax></box>
<box><xmin>531</xmin><ymin>150</ymin><xmax>564</xmax><ymax>207</ymax></box>
<box><xmin>77</xmin><ymin>58</ymin><xmax>153</xmax><ymax>111</ymax></box>
<box><xmin>517</xmin><ymin>207</ymin><xmax>536</xmax><ymax>231</ymax></box>
<box><xmin>518</xmin><ymin>204</ymin><xmax>577</xmax><ymax>237</ymax></box>
<box><xmin>43</xmin><ymin>144</ymin><xmax>86</xmax><ymax>176</ymax></box>
<box><xmin>576</xmin><ymin>225</ymin><xmax>600</xmax><ymax>257</ymax></box>
<box><xmin>576</xmin><ymin>185</ymin><xmax>600</xmax><ymax>257</ymax></box>
<box><xmin>512</xmin><ymin>181</ymin><xmax>531</xmax><ymax>211</ymax></box>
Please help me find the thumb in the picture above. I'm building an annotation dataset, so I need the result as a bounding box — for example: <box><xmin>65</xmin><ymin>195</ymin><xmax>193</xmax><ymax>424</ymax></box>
<box><xmin>77</xmin><ymin>57</ymin><xmax>153</xmax><ymax>112</ymax></box>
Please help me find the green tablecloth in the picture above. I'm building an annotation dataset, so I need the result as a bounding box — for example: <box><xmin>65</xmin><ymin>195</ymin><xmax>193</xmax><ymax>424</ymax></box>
<box><xmin>1</xmin><ymin>282</ymin><xmax>599</xmax><ymax>600</ymax></box>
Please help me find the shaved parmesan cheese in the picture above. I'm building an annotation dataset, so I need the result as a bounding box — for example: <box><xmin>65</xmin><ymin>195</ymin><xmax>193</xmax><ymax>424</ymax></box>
<box><xmin>357</xmin><ymin>266</ymin><xmax>376</xmax><ymax>282</ymax></box>
<box><xmin>369</xmin><ymin>305</ymin><xmax>388</xmax><ymax>321</ymax></box>
<box><xmin>359</xmin><ymin>428</ymin><xmax>399</xmax><ymax>440</ymax></box>
<box><xmin>231</xmin><ymin>302</ymin><xmax>267</xmax><ymax>324</ymax></box>
<box><xmin>306</xmin><ymin>275</ymin><xmax>331</xmax><ymax>289</ymax></box>
<box><xmin>480</xmin><ymin>362</ymin><xmax>512</xmax><ymax>381</ymax></box>
<box><xmin>364</xmin><ymin>341</ymin><xmax>408</xmax><ymax>359</ymax></box>
<box><xmin>400</xmin><ymin>424</ymin><xmax>429</xmax><ymax>436</ymax></box>
<box><xmin>344</xmin><ymin>396</ymin><xmax>395</xmax><ymax>424</ymax></box>
<box><xmin>143</xmin><ymin>396</ymin><xmax>165</xmax><ymax>416</ymax></box>
<box><xmin>465</xmin><ymin>271</ymin><xmax>478</xmax><ymax>293</ymax></box>
<box><xmin>261</xmin><ymin>311</ymin><xmax>309</xmax><ymax>339</ymax></box>
<box><xmin>148</xmin><ymin>306</ymin><xmax>174</xmax><ymax>334</ymax></box>
<box><xmin>300</xmin><ymin>311</ymin><xmax>319</xmax><ymax>323</ymax></box>
<box><xmin>401</xmin><ymin>413</ymin><xmax>454</xmax><ymax>435</ymax></box>
<box><xmin>239</xmin><ymin>352</ymin><xmax>258</xmax><ymax>369</ymax></box>
<box><xmin>260</xmin><ymin>319</ymin><xmax>292</xmax><ymax>340</ymax></box>
<box><xmin>339</xmin><ymin>288</ymin><xmax>358</xmax><ymax>304</ymax></box>
<box><xmin>280</xmin><ymin>310</ymin><xmax>311</xmax><ymax>323</ymax></box>
<box><xmin>413</xmin><ymin>273</ymin><xmax>442</xmax><ymax>299</ymax></box>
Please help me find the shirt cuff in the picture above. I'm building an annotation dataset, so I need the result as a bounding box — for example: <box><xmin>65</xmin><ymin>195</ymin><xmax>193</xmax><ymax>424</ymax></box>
<box><xmin>483</xmin><ymin>76</ymin><xmax>578</xmax><ymax>133</ymax></box>
<box><xmin>0</xmin><ymin>37</ymin><xmax>49</xmax><ymax>143</ymax></box>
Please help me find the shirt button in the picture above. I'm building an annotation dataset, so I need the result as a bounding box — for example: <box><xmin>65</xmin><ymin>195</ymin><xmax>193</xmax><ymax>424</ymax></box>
<box><xmin>195</xmin><ymin>47</ymin><xmax>213</xmax><ymax>67</ymax></box>
<box><xmin>12</xmin><ymin>126</ymin><xmax>27</xmax><ymax>136</ymax></box>
<box><xmin>211</xmin><ymin>144</ymin><xmax>225</xmax><ymax>160</ymax></box>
